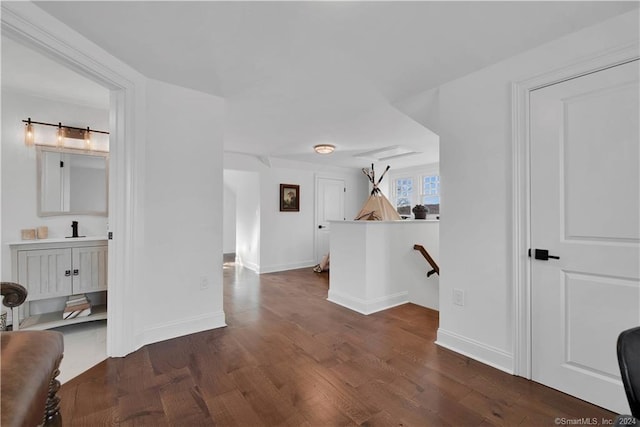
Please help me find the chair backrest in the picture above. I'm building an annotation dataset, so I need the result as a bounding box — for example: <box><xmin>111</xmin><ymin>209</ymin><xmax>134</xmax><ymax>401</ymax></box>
<box><xmin>0</xmin><ymin>282</ymin><xmax>27</xmax><ymax>309</ymax></box>
<box><xmin>618</xmin><ymin>326</ymin><xmax>640</xmax><ymax>418</ymax></box>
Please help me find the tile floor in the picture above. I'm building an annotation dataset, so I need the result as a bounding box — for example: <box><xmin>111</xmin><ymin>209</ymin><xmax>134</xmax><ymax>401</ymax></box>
<box><xmin>52</xmin><ymin>320</ymin><xmax>107</xmax><ymax>384</ymax></box>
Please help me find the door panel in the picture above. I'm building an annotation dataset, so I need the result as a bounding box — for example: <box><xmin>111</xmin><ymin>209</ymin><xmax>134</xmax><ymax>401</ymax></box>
<box><xmin>563</xmin><ymin>83</ymin><xmax>639</xmax><ymax>241</ymax></box>
<box><xmin>315</xmin><ymin>177</ymin><xmax>345</xmax><ymax>262</ymax></box>
<box><xmin>18</xmin><ymin>248</ymin><xmax>72</xmax><ymax>300</ymax></box>
<box><xmin>530</xmin><ymin>60</ymin><xmax>640</xmax><ymax>413</ymax></box>
<box><xmin>564</xmin><ymin>272</ymin><xmax>639</xmax><ymax>378</ymax></box>
<box><xmin>73</xmin><ymin>246</ymin><xmax>108</xmax><ymax>293</ymax></box>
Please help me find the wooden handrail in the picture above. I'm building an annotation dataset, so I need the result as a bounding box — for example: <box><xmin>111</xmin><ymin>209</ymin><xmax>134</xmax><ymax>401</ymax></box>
<box><xmin>413</xmin><ymin>244</ymin><xmax>439</xmax><ymax>277</ymax></box>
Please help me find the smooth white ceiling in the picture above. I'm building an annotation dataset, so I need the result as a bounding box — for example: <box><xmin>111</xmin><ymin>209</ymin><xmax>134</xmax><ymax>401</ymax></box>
<box><xmin>1</xmin><ymin>37</ymin><xmax>109</xmax><ymax>109</ymax></box>
<box><xmin>7</xmin><ymin>1</ymin><xmax>637</xmax><ymax>169</ymax></box>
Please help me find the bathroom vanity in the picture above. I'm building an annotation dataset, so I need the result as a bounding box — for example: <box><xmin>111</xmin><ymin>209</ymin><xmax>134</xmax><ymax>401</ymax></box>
<box><xmin>9</xmin><ymin>236</ymin><xmax>108</xmax><ymax>330</ymax></box>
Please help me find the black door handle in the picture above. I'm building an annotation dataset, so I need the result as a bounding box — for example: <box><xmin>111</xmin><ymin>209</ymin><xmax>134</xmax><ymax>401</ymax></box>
<box><xmin>65</xmin><ymin>270</ymin><xmax>71</xmax><ymax>277</ymax></box>
<box><xmin>318</xmin><ymin>225</ymin><xmax>326</xmax><ymax>229</ymax></box>
<box><xmin>529</xmin><ymin>249</ymin><xmax>560</xmax><ymax>261</ymax></box>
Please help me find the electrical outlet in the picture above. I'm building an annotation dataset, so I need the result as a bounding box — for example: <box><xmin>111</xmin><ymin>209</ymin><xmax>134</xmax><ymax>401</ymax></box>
<box><xmin>453</xmin><ymin>289</ymin><xmax>465</xmax><ymax>306</ymax></box>
<box><xmin>200</xmin><ymin>276</ymin><xmax>209</xmax><ymax>290</ymax></box>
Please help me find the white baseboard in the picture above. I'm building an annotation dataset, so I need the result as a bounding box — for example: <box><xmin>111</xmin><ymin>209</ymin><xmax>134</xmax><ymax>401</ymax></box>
<box><xmin>236</xmin><ymin>259</ymin><xmax>259</xmax><ymax>273</ymax></box>
<box><xmin>436</xmin><ymin>328</ymin><xmax>513</xmax><ymax>374</ymax></box>
<box><xmin>259</xmin><ymin>260</ymin><xmax>316</xmax><ymax>274</ymax></box>
<box><xmin>135</xmin><ymin>310</ymin><xmax>226</xmax><ymax>349</ymax></box>
<box><xmin>327</xmin><ymin>289</ymin><xmax>409</xmax><ymax>315</ymax></box>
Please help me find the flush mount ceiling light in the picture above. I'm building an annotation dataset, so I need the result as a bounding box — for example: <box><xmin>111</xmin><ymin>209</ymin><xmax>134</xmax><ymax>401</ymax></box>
<box><xmin>314</xmin><ymin>144</ymin><xmax>335</xmax><ymax>154</ymax></box>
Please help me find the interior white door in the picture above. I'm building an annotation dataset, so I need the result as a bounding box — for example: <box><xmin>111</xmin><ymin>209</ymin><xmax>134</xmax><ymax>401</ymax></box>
<box><xmin>530</xmin><ymin>59</ymin><xmax>639</xmax><ymax>413</ymax></box>
<box><xmin>315</xmin><ymin>177</ymin><xmax>345</xmax><ymax>262</ymax></box>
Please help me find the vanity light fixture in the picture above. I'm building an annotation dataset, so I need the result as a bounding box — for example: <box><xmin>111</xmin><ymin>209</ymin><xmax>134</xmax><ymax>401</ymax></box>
<box><xmin>314</xmin><ymin>144</ymin><xmax>335</xmax><ymax>154</ymax></box>
<box><xmin>21</xmin><ymin>118</ymin><xmax>109</xmax><ymax>149</ymax></box>
<box><xmin>24</xmin><ymin>118</ymin><xmax>35</xmax><ymax>147</ymax></box>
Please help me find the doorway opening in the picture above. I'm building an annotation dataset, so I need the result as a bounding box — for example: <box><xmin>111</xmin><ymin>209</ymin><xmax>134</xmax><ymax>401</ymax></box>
<box><xmin>2</xmin><ymin>4</ymin><xmax>139</xmax><ymax>358</ymax></box>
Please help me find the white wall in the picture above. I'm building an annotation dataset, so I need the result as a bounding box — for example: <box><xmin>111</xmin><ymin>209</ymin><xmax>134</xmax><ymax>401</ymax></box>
<box><xmin>224</xmin><ymin>153</ymin><xmax>368</xmax><ymax>273</ymax></box>
<box><xmin>259</xmin><ymin>167</ymin><xmax>316</xmax><ymax>272</ymax></box>
<box><xmin>1</xmin><ymin>91</ymin><xmax>109</xmax><ymax>280</ymax></box>
<box><xmin>401</xmin><ymin>10</ymin><xmax>639</xmax><ymax>371</ymax></box>
<box><xmin>134</xmin><ymin>78</ymin><xmax>226</xmax><ymax>346</ymax></box>
<box><xmin>222</xmin><ymin>182</ymin><xmax>237</xmax><ymax>254</ymax></box>
<box><xmin>329</xmin><ymin>220</ymin><xmax>439</xmax><ymax>313</ymax></box>
<box><xmin>224</xmin><ymin>169</ymin><xmax>260</xmax><ymax>271</ymax></box>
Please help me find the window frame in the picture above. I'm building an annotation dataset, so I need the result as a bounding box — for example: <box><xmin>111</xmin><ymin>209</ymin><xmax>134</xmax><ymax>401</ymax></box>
<box><xmin>389</xmin><ymin>164</ymin><xmax>440</xmax><ymax>219</ymax></box>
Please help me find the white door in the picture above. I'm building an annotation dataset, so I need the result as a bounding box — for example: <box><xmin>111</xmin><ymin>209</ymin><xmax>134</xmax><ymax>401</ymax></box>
<box><xmin>530</xmin><ymin>60</ymin><xmax>639</xmax><ymax>413</ymax></box>
<box><xmin>315</xmin><ymin>177</ymin><xmax>345</xmax><ymax>262</ymax></box>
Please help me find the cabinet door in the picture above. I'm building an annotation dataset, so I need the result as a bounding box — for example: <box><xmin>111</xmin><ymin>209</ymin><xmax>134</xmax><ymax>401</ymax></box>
<box><xmin>72</xmin><ymin>246</ymin><xmax>108</xmax><ymax>293</ymax></box>
<box><xmin>18</xmin><ymin>249</ymin><xmax>73</xmax><ymax>300</ymax></box>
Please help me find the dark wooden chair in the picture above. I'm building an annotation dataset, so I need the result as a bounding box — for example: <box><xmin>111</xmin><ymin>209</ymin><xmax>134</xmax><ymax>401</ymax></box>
<box><xmin>1</xmin><ymin>282</ymin><xmax>64</xmax><ymax>427</ymax></box>
<box><xmin>614</xmin><ymin>326</ymin><xmax>640</xmax><ymax>426</ymax></box>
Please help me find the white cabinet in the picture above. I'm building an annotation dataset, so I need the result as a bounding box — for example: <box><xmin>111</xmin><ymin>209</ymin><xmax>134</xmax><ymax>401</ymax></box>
<box><xmin>10</xmin><ymin>237</ymin><xmax>108</xmax><ymax>330</ymax></box>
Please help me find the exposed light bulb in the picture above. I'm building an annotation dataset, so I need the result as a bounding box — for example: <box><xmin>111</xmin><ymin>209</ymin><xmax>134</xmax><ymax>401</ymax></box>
<box><xmin>24</xmin><ymin>118</ymin><xmax>35</xmax><ymax>147</ymax></box>
<box><xmin>57</xmin><ymin>123</ymin><xmax>64</xmax><ymax>147</ymax></box>
<box><xmin>84</xmin><ymin>127</ymin><xmax>92</xmax><ymax>149</ymax></box>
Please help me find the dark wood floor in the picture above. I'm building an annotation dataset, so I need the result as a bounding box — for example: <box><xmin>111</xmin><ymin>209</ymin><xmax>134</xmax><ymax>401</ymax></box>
<box><xmin>59</xmin><ymin>260</ymin><xmax>616</xmax><ymax>426</ymax></box>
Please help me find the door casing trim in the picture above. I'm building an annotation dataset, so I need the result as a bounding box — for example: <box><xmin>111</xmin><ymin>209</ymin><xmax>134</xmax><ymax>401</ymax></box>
<box><xmin>1</xmin><ymin>2</ymin><xmax>146</xmax><ymax>356</ymax></box>
<box><xmin>511</xmin><ymin>41</ymin><xmax>640</xmax><ymax>378</ymax></box>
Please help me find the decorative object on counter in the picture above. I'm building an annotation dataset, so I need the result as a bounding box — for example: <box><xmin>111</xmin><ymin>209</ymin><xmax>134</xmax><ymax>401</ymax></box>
<box><xmin>22</xmin><ymin>117</ymin><xmax>109</xmax><ymax>150</ymax></box>
<box><xmin>412</xmin><ymin>204</ymin><xmax>428</xmax><ymax>220</ymax></box>
<box><xmin>355</xmin><ymin>164</ymin><xmax>401</xmax><ymax>221</ymax></box>
<box><xmin>36</xmin><ymin>226</ymin><xmax>48</xmax><ymax>240</ymax></box>
<box><xmin>21</xmin><ymin>229</ymin><xmax>36</xmax><ymax>240</ymax></box>
<box><xmin>280</xmin><ymin>184</ymin><xmax>300</xmax><ymax>212</ymax></box>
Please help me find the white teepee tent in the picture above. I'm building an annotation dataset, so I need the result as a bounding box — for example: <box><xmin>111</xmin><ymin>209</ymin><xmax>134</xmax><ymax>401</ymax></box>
<box><xmin>355</xmin><ymin>165</ymin><xmax>401</xmax><ymax>221</ymax></box>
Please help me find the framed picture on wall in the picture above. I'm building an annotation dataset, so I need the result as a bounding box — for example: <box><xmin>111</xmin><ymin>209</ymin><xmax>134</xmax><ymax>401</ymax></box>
<box><xmin>280</xmin><ymin>184</ymin><xmax>300</xmax><ymax>212</ymax></box>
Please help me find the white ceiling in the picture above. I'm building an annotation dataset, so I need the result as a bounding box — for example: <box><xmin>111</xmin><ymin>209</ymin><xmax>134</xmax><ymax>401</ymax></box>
<box><xmin>4</xmin><ymin>1</ymin><xmax>637</xmax><ymax>169</ymax></box>
<box><xmin>1</xmin><ymin>37</ymin><xmax>109</xmax><ymax>109</ymax></box>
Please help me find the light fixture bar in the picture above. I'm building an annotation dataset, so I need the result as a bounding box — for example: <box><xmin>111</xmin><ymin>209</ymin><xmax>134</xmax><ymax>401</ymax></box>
<box><xmin>21</xmin><ymin>119</ymin><xmax>109</xmax><ymax>135</ymax></box>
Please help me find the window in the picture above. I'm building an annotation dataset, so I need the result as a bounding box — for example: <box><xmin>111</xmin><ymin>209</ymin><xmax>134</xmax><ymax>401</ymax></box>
<box><xmin>421</xmin><ymin>175</ymin><xmax>440</xmax><ymax>215</ymax></box>
<box><xmin>391</xmin><ymin>169</ymin><xmax>440</xmax><ymax>218</ymax></box>
<box><xmin>394</xmin><ymin>177</ymin><xmax>413</xmax><ymax>216</ymax></box>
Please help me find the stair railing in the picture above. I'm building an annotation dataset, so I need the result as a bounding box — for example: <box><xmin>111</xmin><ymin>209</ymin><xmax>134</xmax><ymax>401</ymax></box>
<box><xmin>413</xmin><ymin>244</ymin><xmax>439</xmax><ymax>277</ymax></box>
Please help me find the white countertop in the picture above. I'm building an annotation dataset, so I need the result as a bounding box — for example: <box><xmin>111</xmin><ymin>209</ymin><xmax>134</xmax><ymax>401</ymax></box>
<box><xmin>8</xmin><ymin>235</ymin><xmax>108</xmax><ymax>246</ymax></box>
<box><xmin>329</xmin><ymin>219</ymin><xmax>439</xmax><ymax>224</ymax></box>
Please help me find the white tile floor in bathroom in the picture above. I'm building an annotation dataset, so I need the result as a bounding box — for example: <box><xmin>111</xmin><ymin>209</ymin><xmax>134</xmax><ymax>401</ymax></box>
<box><xmin>52</xmin><ymin>320</ymin><xmax>107</xmax><ymax>384</ymax></box>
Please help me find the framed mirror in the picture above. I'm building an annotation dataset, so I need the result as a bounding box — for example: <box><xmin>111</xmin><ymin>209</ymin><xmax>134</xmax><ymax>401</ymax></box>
<box><xmin>37</xmin><ymin>145</ymin><xmax>109</xmax><ymax>216</ymax></box>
